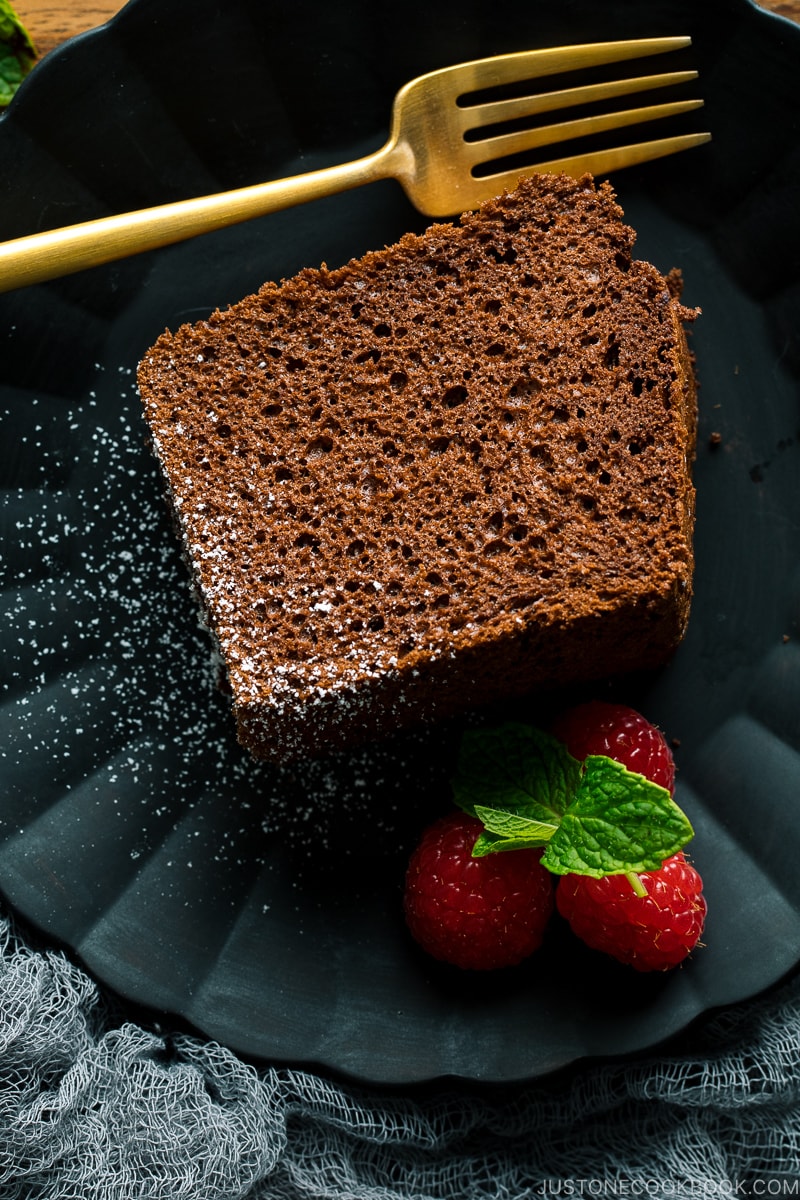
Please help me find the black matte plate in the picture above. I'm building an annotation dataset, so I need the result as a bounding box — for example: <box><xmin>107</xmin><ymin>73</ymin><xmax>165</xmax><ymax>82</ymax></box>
<box><xmin>2</xmin><ymin>0</ymin><xmax>800</xmax><ymax>1084</ymax></box>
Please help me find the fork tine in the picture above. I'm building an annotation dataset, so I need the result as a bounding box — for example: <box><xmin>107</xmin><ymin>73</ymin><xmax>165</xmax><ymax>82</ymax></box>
<box><xmin>465</xmin><ymin>99</ymin><xmax>704</xmax><ymax>168</ymax></box>
<box><xmin>459</xmin><ymin>71</ymin><xmax>699</xmax><ymax>131</ymax></box>
<box><xmin>467</xmin><ymin>132</ymin><xmax>712</xmax><ymax>204</ymax></box>
<box><xmin>446</xmin><ymin>37</ymin><xmax>693</xmax><ymax>96</ymax></box>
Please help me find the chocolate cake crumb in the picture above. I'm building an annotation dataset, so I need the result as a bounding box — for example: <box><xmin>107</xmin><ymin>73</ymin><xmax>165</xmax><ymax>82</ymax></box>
<box><xmin>137</xmin><ymin>173</ymin><xmax>698</xmax><ymax>763</ymax></box>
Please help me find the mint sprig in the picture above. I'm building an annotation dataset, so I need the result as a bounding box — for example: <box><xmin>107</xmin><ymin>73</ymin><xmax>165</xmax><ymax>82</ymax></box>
<box><xmin>0</xmin><ymin>0</ymin><xmax>37</xmax><ymax>109</ymax></box>
<box><xmin>453</xmin><ymin>722</ymin><xmax>693</xmax><ymax>878</ymax></box>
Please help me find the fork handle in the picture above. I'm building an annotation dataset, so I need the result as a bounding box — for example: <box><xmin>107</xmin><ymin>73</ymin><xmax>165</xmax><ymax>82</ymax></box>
<box><xmin>0</xmin><ymin>142</ymin><xmax>402</xmax><ymax>293</ymax></box>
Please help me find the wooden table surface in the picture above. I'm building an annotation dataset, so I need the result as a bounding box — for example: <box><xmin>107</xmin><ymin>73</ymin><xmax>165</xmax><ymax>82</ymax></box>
<box><xmin>13</xmin><ymin>0</ymin><xmax>800</xmax><ymax>61</ymax></box>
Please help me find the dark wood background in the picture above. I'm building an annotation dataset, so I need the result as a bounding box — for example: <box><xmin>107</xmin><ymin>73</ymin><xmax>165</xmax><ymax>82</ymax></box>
<box><xmin>14</xmin><ymin>0</ymin><xmax>800</xmax><ymax>62</ymax></box>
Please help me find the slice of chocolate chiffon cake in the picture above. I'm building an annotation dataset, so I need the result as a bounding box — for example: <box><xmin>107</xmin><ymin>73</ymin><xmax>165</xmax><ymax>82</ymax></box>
<box><xmin>138</xmin><ymin>173</ymin><xmax>698</xmax><ymax>763</ymax></box>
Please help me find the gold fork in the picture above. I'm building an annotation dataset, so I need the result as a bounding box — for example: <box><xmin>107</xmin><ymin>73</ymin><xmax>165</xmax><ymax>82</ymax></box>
<box><xmin>0</xmin><ymin>37</ymin><xmax>709</xmax><ymax>293</ymax></box>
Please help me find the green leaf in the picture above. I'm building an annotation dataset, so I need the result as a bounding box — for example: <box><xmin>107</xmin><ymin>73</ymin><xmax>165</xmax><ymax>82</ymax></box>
<box><xmin>540</xmin><ymin>754</ymin><xmax>694</xmax><ymax>877</ymax></box>
<box><xmin>474</xmin><ymin>804</ymin><xmax>557</xmax><ymax>847</ymax></box>
<box><xmin>452</xmin><ymin>722</ymin><xmax>580</xmax><ymax>826</ymax></box>
<box><xmin>471</xmin><ymin>830</ymin><xmax>545</xmax><ymax>857</ymax></box>
<box><xmin>457</xmin><ymin>720</ymin><xmax>696</xmax><ymax>878</ymax></box>
<box><xmin>0</xmin><ymin>0</ymin><xmax>37</xmax><ymax>108</ymax></box>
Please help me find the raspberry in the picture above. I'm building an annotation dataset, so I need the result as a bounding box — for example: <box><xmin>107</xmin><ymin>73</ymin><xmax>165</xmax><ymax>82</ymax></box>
<box><xmin>556</xmin><ymin>853</ymin><xmax>707</xmax><ymax>971</ymax></box>
<box><xmin>404</xmin><ymin>811</ymin><xmax>554</xmax><ymax>970</ymax></box>
<box><xmin>551</xmin><ymin>700</ymin><xmax>675</xmax><ymax>794</ymax></box>
<box><xmin>551</xmin><ymin>701</ymin><xmax>703</xmax><ymax>971</ymax></box>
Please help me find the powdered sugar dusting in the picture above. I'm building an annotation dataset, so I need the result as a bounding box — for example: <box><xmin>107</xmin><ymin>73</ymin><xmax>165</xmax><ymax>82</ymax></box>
<box><xmin>2</xmin><ymin>356</ymin><xmax>448</xmax><ymax>883</ymax></box>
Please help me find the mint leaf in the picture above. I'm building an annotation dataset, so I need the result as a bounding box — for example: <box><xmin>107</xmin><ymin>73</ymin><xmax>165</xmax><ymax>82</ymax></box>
<box><xmin>474</xmin><ymin>804</ymin><xmax>558</xmax><ymax>846</ymax></box>
<box><xmin>471</xmin><ymin>829</ymin><xmax>543</xmax><ymax>857</ymax></box>
<box><xmin>453</xmin><ymin>723</ymin><xmax>580</xmax><ymax>827</ymax></box>
<box><xmin>471</xmin><ymin>804</ymin><xmax>560</xmax><ymax>857</ymax></box>
<box><xmin>455</xmin><ymin>720</ymin><xmax>695</xmax><ymax>878</ymax></box>
<box><xmin>540</xmin><ymin>755</ymin><xmax>694</xmax><ymax>877</ymax></box>
<box><xmin>0</xmin><ymin>0</ymin><xmax>37</xmax><ymax>108</ymax></box>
